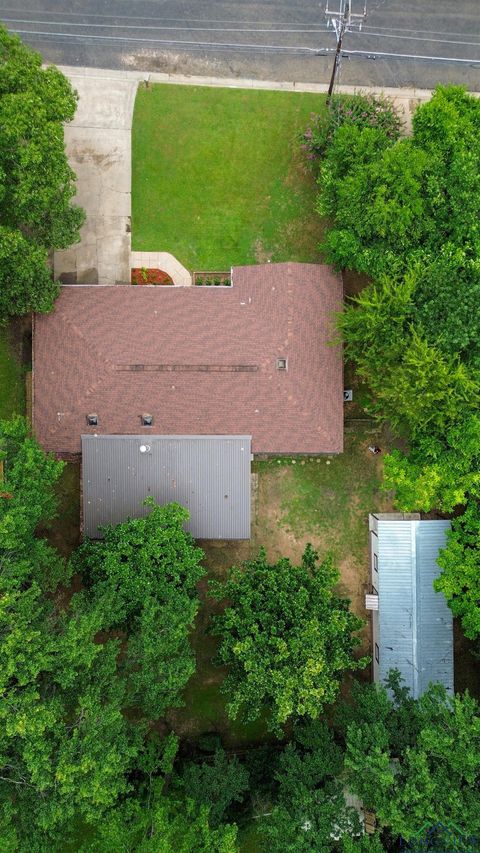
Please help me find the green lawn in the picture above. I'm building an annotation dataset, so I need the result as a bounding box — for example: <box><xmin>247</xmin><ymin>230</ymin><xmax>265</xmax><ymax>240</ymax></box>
<box><xmin>132</xmin><ymin>84</ymin><xmax>327</xmax><ymax>269</ymax></box>
<box><xmin>0</xmin><ymin>324</ymin><xmax>25</xmax><ymax>420</ymax></box>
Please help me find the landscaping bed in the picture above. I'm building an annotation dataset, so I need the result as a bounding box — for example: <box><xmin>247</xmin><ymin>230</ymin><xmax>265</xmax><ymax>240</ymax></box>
<box><xmin>193</xmin><ymin>271</ymin><xmax>231</xmax><ymax>287</ymax></box>
<box><xmin>131</xmin><ymin>267</ymin><xmax>174</xmax><ymax>285</ymax></box>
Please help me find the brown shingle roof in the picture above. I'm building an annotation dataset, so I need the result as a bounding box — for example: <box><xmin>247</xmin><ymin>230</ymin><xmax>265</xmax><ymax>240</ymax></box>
<box><xmin>33</xmin><ymin>263</ymin><xmax>343</xmax><ymax>456</ymax></box>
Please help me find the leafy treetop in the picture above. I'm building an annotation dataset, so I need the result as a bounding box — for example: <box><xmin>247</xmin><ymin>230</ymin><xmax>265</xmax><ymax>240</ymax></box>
<box><xmin>209</xmin><ymin>545</ymin><xmax>367</xmax><ymax>734</ymax></box>
<box><xmin>0</xmin><ymin>25</ymin><xmax>84</xmax><ymax>318</ymax></box>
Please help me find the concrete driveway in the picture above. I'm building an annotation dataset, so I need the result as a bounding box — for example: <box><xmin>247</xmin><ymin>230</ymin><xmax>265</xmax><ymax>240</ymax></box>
<box><xmin>54</xmin><ymin>69</ymin><xmax>137</xmax><ymax>285</ymax></box>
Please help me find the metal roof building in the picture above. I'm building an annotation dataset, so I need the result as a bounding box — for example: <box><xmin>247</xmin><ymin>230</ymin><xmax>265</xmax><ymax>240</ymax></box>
<box><xmin>82</xmin><ymin>435</ymin><xmax>252</xmax><ymax>540</ymax></box>
<box><xmin>368</xmin><ymin>514</ymin><xmax>454</xmax><ymax>698</ymax></box>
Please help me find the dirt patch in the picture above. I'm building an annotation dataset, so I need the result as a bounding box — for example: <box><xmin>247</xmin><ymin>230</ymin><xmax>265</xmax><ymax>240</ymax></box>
<box><xmin>454</xmin><ymin>620</ymin><xmax>480</xmax><ymax>697</ymax></box>
<box><xmin>253</xmin><ymin>238</ymin><xmax>271</xmax><ymax>264</ymax></box>
<box><xmin>343</xmin><ymin>269</ymin><xmax>371</xmax><ymax>298</ymax></box>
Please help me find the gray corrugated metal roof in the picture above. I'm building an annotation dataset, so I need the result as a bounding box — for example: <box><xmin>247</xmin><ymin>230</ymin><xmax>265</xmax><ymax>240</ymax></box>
<box><xmin>373</xmin><ymin>517</ymin><xmax>453</xmax><ymax>697</ymax></box>
<box><xmin>82</xmin><ymin>435</ymin><xmax>251</xmax><ymax>540</ymax></box>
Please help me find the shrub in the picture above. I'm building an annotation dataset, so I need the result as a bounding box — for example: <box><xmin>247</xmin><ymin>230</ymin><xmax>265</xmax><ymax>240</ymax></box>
<box><xmin>301</xmin><ymin>93</ymin><xmax>402</xmax><ymax>165</ymax></box>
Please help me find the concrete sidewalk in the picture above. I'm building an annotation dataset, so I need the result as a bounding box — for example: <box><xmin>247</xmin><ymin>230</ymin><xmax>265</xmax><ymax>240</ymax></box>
<box><xmin>59</xmin><ymin>64</ymin><xmax>466</xmax><ymax>136</ymax></box>
<box><xmin>54</xmin><ymin>71</ymin><xmax>137</xmax><ymax>285</ymax></box>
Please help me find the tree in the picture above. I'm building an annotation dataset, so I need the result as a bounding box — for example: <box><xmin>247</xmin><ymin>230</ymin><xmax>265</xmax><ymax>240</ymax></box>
<box><xmin>260</xmin><ymin>787</ymin><xmax>362</xmax><ymax>853</ymax></box>
<box><xmin>0</xmin><ymin>416</ymin><xmax>68</xmax><ymax>591</ymax></box>
<box><xmin>435</xmin><ymin>501</ymin><xmax>480</xmax><ymax>639</ymax></box>
<box><xmin>325</xmin><ymin>86</ymin><xmax>480</xmax><ymax>514</ymax></box>
<box><xmin>259</xmin><ymin>719</ymin><xmax>362</xmax><ymax>852</ymax></box>
<box><xmin>412</xmin><ymin>246</ymin><xmax>480</xmax><ymax>369</ymax></box>
<box><xmin>0</xmin><ymin>583</ymin><xmax>143</xmax><ymax>848</ymax></box>
<box><xmin>383</xmin><ymin>414</ymin><xmax>480</xmax><ymax>513</ymax></box>
<box><xmin>209</xmin><ymin>545</ymin><xmax>367</xmax><ymax>734</ymax></box>
<box><xmin>338</xmin><ymin>273</ymin><xmax>479</xmax><ymax>442</ymax></box>
<box><xmin>0</xmin><ymin>25</ymin><xmax>84</xmax><ymax>317</ymax></box>
<box><xmin>302</xmin><ymin>92</ymin><xmax>401</xmax><ymax>163</ymax></box>
<box><xmin>319</xmin><ymin>130</ymin><xmax>432</xmax><ymax>278</ymax></box>
<box><xmin>0</xmin><ymin>419</ymin><xmax>142</xmax><ymax>847</ymax></box>
<box><xmin>341</xmin><ymin>675</ymin><xmax>480</xmax><ymax>843</ymax></box>
<box><xmin>81</xmin><ymin>786</ymin><xmax>239</xmax><ymax>853</ymax></box>
<box><xmin>178</xmin><ymin>747</ymin><xmax>250</xmax><ymax>827</ymax></box>
<box><xmin>318</xmin><ymin>86</ymin><xmax>480</xmax><ymax>280</ymax></box>
<box><xmin>74</xmin><ymin>500</ymin><xmax>206</xmax><ymax>720</ymax></box>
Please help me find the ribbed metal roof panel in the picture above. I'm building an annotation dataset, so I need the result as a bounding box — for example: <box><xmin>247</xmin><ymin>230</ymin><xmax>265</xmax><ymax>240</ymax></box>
<box><xmin>82</xmin><ymin>434</ymin><xmax>251</xmax><ymax>540</ymax></box>
<box><xmin>376</xmin><ymin>518</ymin><xmax>453</xmax><ymax>698</ymax></box>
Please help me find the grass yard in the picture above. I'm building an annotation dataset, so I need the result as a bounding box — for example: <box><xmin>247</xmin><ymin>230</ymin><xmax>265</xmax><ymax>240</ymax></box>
<box><xmin>132</xmin><ymin>84</ymin><xmax>327</xmax><ymax>269</ymax></box>
<box><xmin>0</xmin><ymin>323</ymin><xmax>26</xmax><ymax>420</ymax></box>
<box><xmin>167</xmin><ymin>424</ymin><xmax>393</xmax><ymax>748</ymax></box>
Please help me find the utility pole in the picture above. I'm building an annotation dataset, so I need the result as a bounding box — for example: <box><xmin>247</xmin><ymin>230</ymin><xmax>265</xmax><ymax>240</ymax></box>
<box><xmin>324</xmin><ymin>0</ymin><xmax>367</xmax><ymax>106</ymax></box>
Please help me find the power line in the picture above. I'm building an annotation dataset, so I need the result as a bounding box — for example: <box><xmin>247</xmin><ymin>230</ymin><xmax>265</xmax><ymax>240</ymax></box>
<box><xmin>349</xmin><ymin>29</ymin><xmax>480</xmax><ymax>48</ymax></box>
<box><xmin>332</xmin><ymin>47</ymin><xmax>480</xmax><ymax>64</ymax></box>
<box><xmin>5</xmin><ymin>16</ymin><xmax>479</xmax><ymax>52</ymax></box>
<box><xmin>1</xmin><ymin>5</ymin><xmax>477</xmax><ymax>44</ymax></box>
<box><xmin>0</xmin><ymin>17</ymin><xmax>331</xmax><ymax>34</ymax></box>
<box><xmin>10</xmin><ymin>29</ymin><xmax>322</xmax><ymax>54</ymax></box>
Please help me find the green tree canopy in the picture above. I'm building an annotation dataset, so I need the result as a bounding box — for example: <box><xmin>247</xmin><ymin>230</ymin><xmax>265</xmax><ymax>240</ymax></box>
<box><xmin>435</xmin><ymin>501</ymin><xmax>480</xmax><ymax>640</ymax></box>
<box><xmin>0</xmin><ymin>419</ymin><xmax>123</xmax><ymax>846</ymax></box>
<box><xmin>0</xmin><ymin>25</ymin><xmax>84</xmax><ymax>318</ymax></box>
<box><xmin>177</xmin><ymin>747</ymin><xmax>250</xmax><ymax>827</ymax></box>
<box><xmin>325</xmin><ymin>86</ymin><xmax>480</xmax><ymax>518</ymax></box>
<box><xmin>0</xmin><ymin>416</ymin><xmax>68</xmax><ymax>590</ymax></box>
<box><xmin>340</xmin><ymin>675</ymin><xmax>480</xmax><ymax>844</ymax></box>
<box><xmin>73</xmin><ymin>500</ymin><xmax>206</xmax><ymax>720</ymax></box>
<box><xmin>382</xmin><ymin>415</ymin><xmax>480</xmax><ymax>513</ymax></box>
<box><xmin>209</xmin><ymin>545</ymin><xmax>367</xmax><ymax>734</ymax></box>
<box><xmin>319</xmin><ymin>86</ymin><xmax>480</xmax><ymax>279</ymax></box>
<box><xmin>259</xmin><ymin>719</ymin><xmax>363</xmax><ymax>852</ymax></box>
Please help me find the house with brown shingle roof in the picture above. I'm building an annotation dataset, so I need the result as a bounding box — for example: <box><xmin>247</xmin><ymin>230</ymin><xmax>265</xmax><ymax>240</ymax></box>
<box><xmin>33</xmin><ymin>263</ymin><xmax>343</xmax><ymax>538</ymax></box>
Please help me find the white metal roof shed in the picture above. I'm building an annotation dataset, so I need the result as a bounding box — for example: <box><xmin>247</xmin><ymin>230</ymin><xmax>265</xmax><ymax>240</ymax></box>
<box><xmin>369</xmin><ymin>514</ymin><xmax>454</xmax><ymax>698</ymax></box>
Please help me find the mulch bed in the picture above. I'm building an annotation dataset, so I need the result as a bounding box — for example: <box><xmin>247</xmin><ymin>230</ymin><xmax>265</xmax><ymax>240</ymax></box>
<box><xmin>131</xmin><ymin>268</ymin><xmax>174</xmax><ymax>285</ymax></box>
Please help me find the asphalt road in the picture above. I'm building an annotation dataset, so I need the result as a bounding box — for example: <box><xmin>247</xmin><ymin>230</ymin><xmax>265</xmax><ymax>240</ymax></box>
<box><xmin>2</xmin><ymin>0</ymin><xmax>480</xmax><ymax>90</ymax></box>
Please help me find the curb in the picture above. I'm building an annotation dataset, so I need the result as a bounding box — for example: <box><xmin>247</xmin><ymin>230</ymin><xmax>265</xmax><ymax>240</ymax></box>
<box><xmin>54</xmin><ymin>63</ymin><xmax>480</xmax><ymax>101</ymax></box>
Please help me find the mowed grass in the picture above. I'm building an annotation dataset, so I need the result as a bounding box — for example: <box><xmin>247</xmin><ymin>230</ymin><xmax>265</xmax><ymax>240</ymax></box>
<box><xmin>0</xmin><ymin>325</ymin><xmax>25</xmax><ymax>420</ymax></box>
<box><xmin>132</xmin><ymin>84</ymin><xmax>327</xmax><ymax>269</ymax></box>
<box><xmin>271</xmin><ymin>428</ymin><xmax>387</xmax><ymax>566</ymax></box>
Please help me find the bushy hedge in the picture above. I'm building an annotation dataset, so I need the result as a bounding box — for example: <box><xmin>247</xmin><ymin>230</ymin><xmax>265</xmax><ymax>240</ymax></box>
<box><xmin>301</xmin><ymin>92</ymin><xmax>402</xmax><ymax>165</ymax></box>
